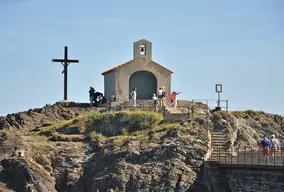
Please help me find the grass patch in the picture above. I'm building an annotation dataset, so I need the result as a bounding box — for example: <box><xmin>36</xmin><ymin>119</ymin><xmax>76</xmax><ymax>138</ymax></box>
<box><xmin>0</xmin><ymin>128</ymin><xmax>10</xmax><ymax>139</ymax></box>
<box><xmin>85</xmin><ymin>111</ymin><xmax>163</xmax><ymax>137</ymax></box>
<box><xmin>232</xmin><ymin>111</ymin><xmax>245</xmax><ymax>118</ymax></box>
<box><xmin>89</xmin><ymin>132</ymin><xmax>106</xmax><ymax>143</ymax></box>
<box><xmin>29</xmin><ymin>110</ymin><xmax>191</xmax><ymax>147</ymax></box>
<box><xmin>33</xmin><ymin>111</ymin><xmax>99</xmax><ymax>136</ymax></box>
<box><xmin>231</xmin><ymin>110</ymin><xmax>264</xmax><ymax>119</ymax></box>
<box><xmin>213</xmin><ymin>111</ymin><xmax>231</xmax><ymax>119</ymax></box>
<box><xmin>88</xmin><ymin>121</ymin><xmax>182</xmax><ymax>146</ymax></box>
<box><xmin>153</xmin><ymin>123</ymin><xmax>181</xmax><ymax>132</ymax></box>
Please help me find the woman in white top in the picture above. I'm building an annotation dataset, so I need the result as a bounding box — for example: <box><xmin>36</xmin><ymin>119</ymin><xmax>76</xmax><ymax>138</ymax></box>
<box><xmin>271</xmin><ymin>134</ymin><xmax>280</xmax><ymax>154</ymax></box>
<box><xmin>130</xmin><ymin>88</ymin><xmax>137</xmax><ymax>107</ymax></box>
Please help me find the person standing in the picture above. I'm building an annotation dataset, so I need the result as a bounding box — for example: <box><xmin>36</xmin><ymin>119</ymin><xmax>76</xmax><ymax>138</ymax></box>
<box><xmin>171</xmin><ymin>91</ymin><xmax>181</xmax><ymax>108</ymax></box>
<box><xmin>161</xmin><ymin>86</ymin><xmax>167</xmax><ymax>108</ymax></box>
<box><xmin>270</xmin><ymin>134</ymin><xmax>280</xmax><ymax>155</ymax></box>
<box><xmin>130</xmin><ymin>88</ymin><xmax>137</xmax><ymax>107</ymax></box>
<box><xmin>157</xmin><ymin>87</ymin><xmax>163</xmax><ymax>108</ymax></box>
<box><xmin>152</xmin><ymin>94</ymin><xmax>158</xmax><ymax>112</ymax></box>
<box><xmin>261</xmin><ymin>136</ymin><xmax>271</xmax><ymax>162</ymax></box>
<box><xmin>89</xmin><ymin>87</ymin><xmax>95</xmax><ymax>107</ymax></box>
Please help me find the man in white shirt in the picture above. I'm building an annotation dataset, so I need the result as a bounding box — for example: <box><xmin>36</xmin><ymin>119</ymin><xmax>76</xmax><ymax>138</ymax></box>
<box><xmin>130</xmin><ymin>88</ymin><xmax>137</xmax><ymax>107</ymax></box>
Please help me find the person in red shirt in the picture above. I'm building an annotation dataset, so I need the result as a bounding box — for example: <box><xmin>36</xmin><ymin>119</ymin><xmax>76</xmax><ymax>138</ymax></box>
<box><xmin>171</xmin><ymin>91</ymin><xmax>181</xmax><ymax>108</ymax></box>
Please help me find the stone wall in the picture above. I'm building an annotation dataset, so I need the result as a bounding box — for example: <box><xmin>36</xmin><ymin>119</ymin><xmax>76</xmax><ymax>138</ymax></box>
<box><xmin>206</xmin><ymin>165</ymin><xmax>284</xmax><ymax>192</ymax></box>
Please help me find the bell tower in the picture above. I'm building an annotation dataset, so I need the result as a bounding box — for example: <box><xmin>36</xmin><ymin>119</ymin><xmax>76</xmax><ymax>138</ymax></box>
<box><xmin>133</xmin><ymin>39</ymin><xmax>152</xmax><ymax>61</ymax></box>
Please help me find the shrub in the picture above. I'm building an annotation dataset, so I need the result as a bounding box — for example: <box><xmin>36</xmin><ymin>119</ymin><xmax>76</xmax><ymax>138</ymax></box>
<box><xmin>89</xmin><ymin>132</ymin><xmax>105</xmax><ymax>143</ymax></box>
<box><xmin>85</xmin><ymin>111</ymin><xmax>163</xmax><ymax>137</ymax></box>
<box><xmin>213</xmin><ymin>111</ymin><xmax>230</xmax><ymax>119</ymax></box>
<box><xmin>232</xmin><ymin>111</ymin><xmax>245</xmax><ymax>118</ymax></box>
<box><xmin>0</xmin><ymin>129</ymin><xmax>9</xmax><ymax>138</ymax></box>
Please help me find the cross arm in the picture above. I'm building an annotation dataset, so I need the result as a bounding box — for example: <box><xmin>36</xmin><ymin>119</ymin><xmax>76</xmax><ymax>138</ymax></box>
<box><xmin>68</xmin><ymin>59</ymin><xmax>79</xmax><ymax>63</ymax></box>
<box><xmin>51</xmin><ymin>59</ymin><xmax>79</xmax><ymax>63</ymax></box>
<box><xmin>52</xmin><ymin>59</ymin><xmax>64</xmax><ymax>62</ymax></box>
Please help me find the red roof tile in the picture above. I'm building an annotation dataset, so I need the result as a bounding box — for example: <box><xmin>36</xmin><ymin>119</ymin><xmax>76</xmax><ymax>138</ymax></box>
<box><xmin>101</xmin><ymin>60</ymin><xmax>173</xmax><ymax>75</ymax></box>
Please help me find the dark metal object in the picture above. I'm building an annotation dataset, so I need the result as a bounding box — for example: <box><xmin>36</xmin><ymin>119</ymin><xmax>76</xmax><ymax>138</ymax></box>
<box><xmin>52</xmin><ymin>46</ymin><xmax>79</xmax><ymax>100</ymax></box>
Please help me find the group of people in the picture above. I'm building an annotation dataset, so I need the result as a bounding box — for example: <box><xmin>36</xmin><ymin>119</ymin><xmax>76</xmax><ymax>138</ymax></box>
<box><xmin>151</xmin><ymin>87</ymin><xmax>166</xmax><ymax>111</ymax></box>
<box><xmin>130</xmin><ymin>86</ymin><xmax>181</xmax><ymax>111</ymax></box>
<box><xmin>88</xmin><ymin>87</ymin><xmax>107</xmax><ymax>107</ymax></box>
<box><xmin>260</xmin><ymin>134</ymin><xmax>281</xmax><ymax>161</ymax></box>
<box><xmin>88</xmin><ymin>86</ymin><xmax>180</xmax><ymax>109</ymax></box>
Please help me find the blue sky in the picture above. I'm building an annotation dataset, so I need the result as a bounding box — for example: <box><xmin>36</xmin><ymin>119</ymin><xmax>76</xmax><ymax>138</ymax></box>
<box><xmin>0</xmin><ymin>0</ymin><xmax>283</xmax><ymax>116</ymax></box>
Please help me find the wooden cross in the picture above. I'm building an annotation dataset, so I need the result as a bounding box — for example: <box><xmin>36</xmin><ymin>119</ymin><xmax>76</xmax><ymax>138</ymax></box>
<box><xmin>52</xmin><ymin>46</ymin><xmax>79</xmax><ymax>100</ymax></box>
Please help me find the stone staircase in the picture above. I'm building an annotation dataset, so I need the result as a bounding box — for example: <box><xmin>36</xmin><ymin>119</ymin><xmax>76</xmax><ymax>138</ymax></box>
<box><xmin>49</xmin><ymin>126</ymin><xmax>85</xmax><ymax>142</ymax></box>
<box><xmin>207</xmin><ymin>131</ymin><xmax>232</xmax><ymax>192</ymax></box>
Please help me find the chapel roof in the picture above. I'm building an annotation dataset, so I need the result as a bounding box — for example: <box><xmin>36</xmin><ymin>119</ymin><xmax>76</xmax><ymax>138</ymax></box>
<box><xmin>101</xmin><ymin>60</ymin><xmax>173</xmax><ymax>75</ymax></box>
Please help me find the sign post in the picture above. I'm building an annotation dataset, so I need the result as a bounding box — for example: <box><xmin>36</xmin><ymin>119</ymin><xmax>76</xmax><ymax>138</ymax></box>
<box><xmin>215</xmin><ymin>84</ymin><xmax>222</xmax><ymax>111</ymax></box>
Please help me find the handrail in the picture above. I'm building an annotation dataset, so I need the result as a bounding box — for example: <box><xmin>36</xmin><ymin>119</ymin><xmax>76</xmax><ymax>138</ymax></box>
<box><xmin>210</xmin><ymin>146</ymin><xmax>284</xmax><ymax>167</ymax></box>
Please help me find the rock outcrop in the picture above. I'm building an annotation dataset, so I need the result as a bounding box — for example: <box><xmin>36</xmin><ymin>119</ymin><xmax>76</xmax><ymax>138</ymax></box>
<box><xmin>211</xmin><ymin>110</ymin><xmax>284</xmax><ymax>149</ymax></box>
<box><xmin>0</xmin><ymin>102</ymin><xmax>93</xmax><ymax>131</ymax></box>
<box><xmin>0</xmin><ymin>102</ymin><xmax>283</xmax><ymax>191</ymax></box>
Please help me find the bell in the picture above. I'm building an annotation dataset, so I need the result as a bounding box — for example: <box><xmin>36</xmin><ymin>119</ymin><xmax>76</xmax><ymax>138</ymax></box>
<box><xmin>140</xmin><ymin>47</ymin><xmax>145</xmax><ymax>52</ymax></box>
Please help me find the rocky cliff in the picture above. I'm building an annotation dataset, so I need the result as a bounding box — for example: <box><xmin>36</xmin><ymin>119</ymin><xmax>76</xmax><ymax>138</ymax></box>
<box><xmin>212</xmin><ymin>110</ymin><xmax>284</xmax><ymax>149</ymax></box>
<box><xmin>0</xmin><ymin>102</ymin><xmax>283</xmax><ymax>192</ymax></box>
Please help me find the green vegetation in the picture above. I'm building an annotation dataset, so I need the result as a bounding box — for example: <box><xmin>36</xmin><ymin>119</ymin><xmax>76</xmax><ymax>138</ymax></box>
<box><xmin>212</xmin><ymin>110</ymin><xmax>265</xmax><ymax>119</ymax></box>
<box><xmin>32</xmin><ymin>111</ymin><xmax>96</xmax><ymax>136</ymax></box>
<box><xmin>0</xmin><ymin>128</ymin><xmax>10</xmax><ymax>139</ymax></box>
<box><xmin>85</xmin><ymin>111</ymin><xmax>163</xmax><ymax>136</ymax></box>
<box><xmin>231</xmin><ymin>110</ymin><xmax>264</xmax><ymax>118</ymax></box>
<box><xmin>88</xmin><ymin>122</ymin><xmax>182</xmax><ymax>144</ymax></box>
<box><xmin>30</xmin><ymin>110</ymin><xmax>188</xmax><ymax>145</ymax></box>
<box><xmin>29</xmin><ymin>111</ymin><xmax>180</xmax><ymax>142</ymax></box>
<box><xmin>212</xmin><ymin>111</ymin><xmax>231</xmax><ymax>119</ymax></box>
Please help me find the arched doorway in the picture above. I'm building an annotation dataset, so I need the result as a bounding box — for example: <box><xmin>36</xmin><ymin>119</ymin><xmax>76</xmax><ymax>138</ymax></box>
<box><xmin>129</xmin><ymin>71</ymin><xmax>157</xmax><ymax>99</ymax></box>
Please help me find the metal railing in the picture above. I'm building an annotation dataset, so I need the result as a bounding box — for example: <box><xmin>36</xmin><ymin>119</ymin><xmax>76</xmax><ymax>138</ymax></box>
<box><xmin>106</xmin><ymin>99</ymin><xmax>228</xmax><ymax>121</ymax></box>
<box><xmin>192</xmin><ymin>99</ymin><xmax>229</xmax><ymax>111</ymax></box>
<box><xmin>210</xmin><ymin>146</ymin><xmax>284</xmax><ymax>167</ymax></box>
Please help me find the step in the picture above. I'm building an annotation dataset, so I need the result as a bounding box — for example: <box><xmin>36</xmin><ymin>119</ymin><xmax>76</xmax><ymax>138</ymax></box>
<box><xmin>211</xmin><ymin>132</ymin><xmax>227</xmax><ymax>136</ymax></box>
<box><xmin>212</xmin><ymin>144</ymin><xmax>227</xmax><ymax>146</ymax></box>
<box><xmin>212</xmin><ymin>135</ymin><xmax>227</xmax><ymax>137</ymax></box>
<box><xmin>212</xmin><ymin>140</ymin><xmax>227</xmax><ymax>143</ymax></box>
<box><xmin>49</xmin><ymin>134</ymin><xmax>85</xmax><ymax>142</ymax></box>
<box><xmin>211</xmin><ymin>137</ymin><xmax>228</xmax><ymax>140</ymax></box>
<box><xmin>212</xmin><ymin>147</ymin><xmax>227</xmax><ymax>150</ymax></box>
<box><xmin>211</xmin><ymin>135</ymin><xmax>227</xmax><ymax>138</ymax></box>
